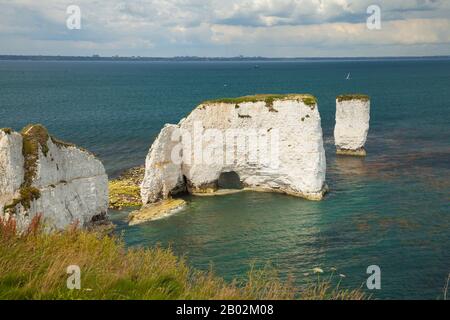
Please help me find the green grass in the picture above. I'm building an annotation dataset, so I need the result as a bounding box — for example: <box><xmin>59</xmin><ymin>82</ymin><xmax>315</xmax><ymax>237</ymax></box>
<box><xmin>21</xmin><ymin>124</ymin><xmax>50</xmax><ymax>157</ymax></box>
<box><xmin>20</xmin><ymin>124</ymin><xmax>50</xmax><ymax>186</ymax></box>
<box><xmin>0</xmin><ymin>216</ymin><xmax>367</xmax><ymax>300</ymax></box>
<box><xmin>337</xmin><ymin>94</ymin><xmax>370</xmax><ymax>102</ymax></box>
<box><xmin>3</xmin><ymin>187</ymin><xmax>41</xmax><ymax>214</ymax></box>
<box><xmin>203</xmin><ymin>94</ymin><xmax>317</xmax><ymax>108</ymax></box>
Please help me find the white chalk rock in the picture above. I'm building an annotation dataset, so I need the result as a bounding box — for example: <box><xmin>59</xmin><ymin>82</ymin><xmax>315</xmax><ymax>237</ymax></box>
<box><xmin>0</xmin><ymin>125</ymin><xmax>108</xmax><ymax>231</ymax></box>
<box><xmin>141</xmin><ymin>124</ymin><xmax>185</xmax><ymax>204</ymax></box>
<box><xmin>334</xmin><ymin>95</ymin><xmax>370</xmax><ymax>156</ymax></box>
<box><xmin>141</xmin><ymin>94</ymin><xmax>327</xmax><ymax>203</ymax></box>
<box><xmin>0</xmin><ymin>130</ymin><xmax>25</xmax><ymax>213</ymax></box>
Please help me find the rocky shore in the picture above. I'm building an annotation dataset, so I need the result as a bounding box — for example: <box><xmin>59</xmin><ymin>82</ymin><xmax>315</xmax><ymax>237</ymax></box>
<box><xmin>108</xmin><ymin>166</ymin><xmax>187</xmax><ymax>225</ymax></box>
<box><xmin>128</xmin><ymin>198</ymin><xmax>187</xmax><ymax>225</ymax></box>
<box><xmin>108</xmin><ymin>166</ymin><xmax>145</xmax><ymax>210</ymax></box>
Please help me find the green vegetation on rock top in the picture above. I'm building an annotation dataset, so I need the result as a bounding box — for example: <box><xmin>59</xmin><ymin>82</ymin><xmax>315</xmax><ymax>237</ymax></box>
<box><xmin>51</xmin><ymin>136</ymin><xmax>75</xmax><ymax>149</ymax></box>
<box><xmin>1</xmin><ymin>128</ymin><xmax>12</xmax><ymax>135</ymax></box>
<box><xmin>202</xmin><ymin>94</ymin><xmax>317</xmax><ymax>107</ymax></box>
<box><xmin>51</xmin><ymin>134</ymin><xmax>93</xmax><ymax>156</ymax></box>
<box><xmin>337</xmin><ymin>94</ymin><xmax>370</xmax><ymax>102</ymax></box>
<box><xmin>20</xmin><ymin>124</ymin><xmax>50</xmax><ymax>187</ymax></box>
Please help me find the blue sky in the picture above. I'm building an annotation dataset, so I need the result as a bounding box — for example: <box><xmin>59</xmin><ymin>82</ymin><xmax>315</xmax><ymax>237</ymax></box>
<box><xmin>1</xmin><ymin>0</ymin><xmax>450</xmax><ymax>57</ymax></box>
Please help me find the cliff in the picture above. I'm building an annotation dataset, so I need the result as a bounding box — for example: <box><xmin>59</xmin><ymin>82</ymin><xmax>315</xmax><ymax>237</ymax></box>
<box><xmin>0</xmin><ymin>125</ymin><xmax>108</xmax><ymax>231</ymax></box>
<box><xmin>334</xmin><ymin>95</ymin><xmax>370</xmax><ymax>156</ymax></box>
<box><xmin>141</xmin><ymin>94</ymin><xmax>327</xmax><ymax>208</ymax></box>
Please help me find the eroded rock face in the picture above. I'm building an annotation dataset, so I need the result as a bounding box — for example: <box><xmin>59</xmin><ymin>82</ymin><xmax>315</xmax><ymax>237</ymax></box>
<box><xmin>0</xmin><ymin>125</ymin><xmax>108</xmax><ymax>231</ymax></box>
<box><xmin>141</xmin><ymin>94</ymin><xmax>327</xmax><ymax>204</ymax></box>
<box><xmin>141</xmin><ymin>124</ymin><xmax>186</xmax><ymax>205</ymax></box>
<box><xmin>0</xmin><ymin>130</ymin><xmax>25</xmax><ymax>211</ymax></box>
<box><xmin>334</xmin><ymin>95</ymin><xmax>370</xmax><ymax>156</ymax></box>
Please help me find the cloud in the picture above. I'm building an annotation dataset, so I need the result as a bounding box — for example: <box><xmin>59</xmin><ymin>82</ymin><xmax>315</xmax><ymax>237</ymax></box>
<box><xmin>0</xmin><ymin>0</ymin><xmax>449</xmax><ymax>56</ymax></box>
<box><xmin>210</xmin><ymin>18</ymin><xmax>450</xmax><ymax>46</ymax></box>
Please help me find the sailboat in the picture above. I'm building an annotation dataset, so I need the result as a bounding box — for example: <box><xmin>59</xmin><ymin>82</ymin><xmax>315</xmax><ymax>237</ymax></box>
<box><xmin>346</xmin><ymin>72</ymin><xmax>351</xmax><ymax>80</ymax></box>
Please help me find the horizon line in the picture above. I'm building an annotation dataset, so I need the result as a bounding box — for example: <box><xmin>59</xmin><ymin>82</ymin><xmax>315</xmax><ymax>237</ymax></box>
<box><xmin>1</xmin><ymin>54</ymin><xmax>450</xmax><ymax>61</ymax></box>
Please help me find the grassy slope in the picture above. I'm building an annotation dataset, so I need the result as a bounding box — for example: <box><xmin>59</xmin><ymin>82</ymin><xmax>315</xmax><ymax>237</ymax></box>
<box><xmin>0</xmin><ymin>216</ymin><xmax>366</xmax><ymax>300</ymax></box>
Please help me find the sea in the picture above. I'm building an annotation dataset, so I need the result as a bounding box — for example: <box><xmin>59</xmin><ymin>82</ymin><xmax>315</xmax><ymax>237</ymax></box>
<box><xmin>0</xmin><ymin>58</ymin><xmax>449</xmax><ymax>299</ymax></box>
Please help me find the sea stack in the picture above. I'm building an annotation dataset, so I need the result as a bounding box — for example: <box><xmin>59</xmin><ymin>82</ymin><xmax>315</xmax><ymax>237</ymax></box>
<box><xmin>334</xmin><ymin>94</ymin><xmax>370</xmax><ymax>156</ymax></box>
<box><xmin>0</xmin><ymin>125</ymin><xmax>108</xmax><ymax>231</ymax></box>
<box><xmin>140</xmin><ymin>94</ymin><xmax>327</xmax><ymax>214</ymax></box>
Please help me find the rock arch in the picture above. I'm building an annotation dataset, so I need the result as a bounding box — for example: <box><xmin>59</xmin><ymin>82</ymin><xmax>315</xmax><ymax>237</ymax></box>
<box><xmin>140</xmin><ymin>94</ymin><xmax>328</xmax><ymax>205</ymax></box>
<box><xmin>218</xmin><ymin>171</ymin><xmax>243</xmax><ymax>190</ymax></box>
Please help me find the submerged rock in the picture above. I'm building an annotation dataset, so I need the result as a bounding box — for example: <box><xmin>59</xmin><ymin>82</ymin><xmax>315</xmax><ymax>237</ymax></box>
<box><xmin>128</xmin><ymin>198</ymin><xmax>186</xmax><ymax>225</ymax></box>
<box><xmin>141</xmin><ymin>94</ymin><xmax>327</xmax><ymax>206</ymax></box>
<box><xmin>334</xmin><ymin>95</ymin><xmax>370</xmax><ymax>156</ymax></box>
<box><xmin>0</xmin><ymin>125</ymin><xmax>108</xmax><ymax>231</ymax></box>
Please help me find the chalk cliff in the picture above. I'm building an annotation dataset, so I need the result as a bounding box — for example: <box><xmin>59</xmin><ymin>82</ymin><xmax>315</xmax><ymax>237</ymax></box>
<box><xmin>334</xmin><ymin>95</ymin><xmax>370</xmax><ymax>156</ymax></box>
<box><xmin>0</xmin><ymin>125</ymin><xmax>108</xmax><ymax>231</ymax></box>
<box><xmin>141</xmin><ymin>94</ymin><xmax>327</xmax><ymax>206</ymax></box>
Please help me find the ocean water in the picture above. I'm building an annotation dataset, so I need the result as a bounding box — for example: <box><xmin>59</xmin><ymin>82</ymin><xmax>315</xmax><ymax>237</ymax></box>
<box><xmin>0</xmin><ymin>59</ymin><xmax>449</xmax><ymax>299</ymax></box>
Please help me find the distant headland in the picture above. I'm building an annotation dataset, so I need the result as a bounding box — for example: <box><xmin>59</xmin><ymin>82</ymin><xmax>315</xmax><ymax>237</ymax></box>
<box><xmin>0</xmin><ymin>55</ymin><xmax>449</xmax><ymax>62</ymax></box>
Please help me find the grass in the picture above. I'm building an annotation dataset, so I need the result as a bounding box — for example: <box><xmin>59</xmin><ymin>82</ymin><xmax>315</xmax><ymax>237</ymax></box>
<box><xmin>0</xmin><ymin>215</ymin><xmax>367</xmax><ymax>300</ymax></box>
<box><xmin>203</xmin><ymin>94</ymin><xmax>317</xmax><ymax>108</ymax></box>
<box><xmin>3</xmin><ymin>187</ymin><xmax>41</xmax><ymax>213</ymax></box>
<box><xmin>20</xmin><ymin>124</ymin><xmax>50</xmax><ymax>187</ymax></box>
<box><xmin>444</xmin><ymin>274</ymin><xmax>450</xmax><ymax>300</ymax></box>
<box><xmin>337</xmin><ymin>94</ymin><xmax>370</xmax><ymax>102</ymax></box>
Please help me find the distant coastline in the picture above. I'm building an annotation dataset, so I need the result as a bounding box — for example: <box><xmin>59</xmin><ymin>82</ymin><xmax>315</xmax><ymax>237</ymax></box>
<box><xmin>1</xmin><ymin>54</ymin><xmax>450</xmax><ymax>62</ymax></box>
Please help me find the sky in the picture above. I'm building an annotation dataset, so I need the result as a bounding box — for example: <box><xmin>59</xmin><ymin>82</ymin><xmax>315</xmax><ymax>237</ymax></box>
<box><xmin>1</xmin><ymin>0</ymin><xmax>450</xmax><ymax>57</ymax></box>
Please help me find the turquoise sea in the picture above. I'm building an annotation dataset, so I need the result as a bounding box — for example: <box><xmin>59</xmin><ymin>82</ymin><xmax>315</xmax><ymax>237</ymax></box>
<box><xmin>0</xmin><ymin>59</ymin><xmax>449</xmax><ymax>299</ymax></box>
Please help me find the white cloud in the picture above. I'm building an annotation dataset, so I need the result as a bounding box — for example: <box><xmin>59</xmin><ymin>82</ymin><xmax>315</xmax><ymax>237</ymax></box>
<box><xmin>0</xmin><ymin>0</ymin><xmax>449</xmax><ymax>56</ymax></box>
